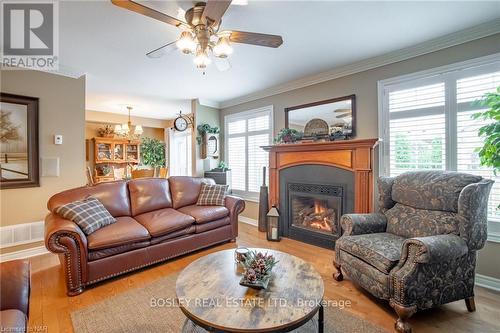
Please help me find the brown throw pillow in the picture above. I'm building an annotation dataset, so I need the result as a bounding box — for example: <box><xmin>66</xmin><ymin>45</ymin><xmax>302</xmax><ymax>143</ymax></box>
<box><xmin>55</xmin><ymin>197</ymin><xmax>116</xmax><ymax>235</ymax></box>
<box><xmin>197</xmin><ymin>183</ymin><xmax>229</xmax><ymax>206</ymax></box>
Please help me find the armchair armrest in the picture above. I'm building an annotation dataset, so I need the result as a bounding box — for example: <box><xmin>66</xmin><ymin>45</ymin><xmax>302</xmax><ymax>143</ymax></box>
<box><xmin>45</xmin><ymin>213</ymin><xmax>88</xmax><ymax>295</ymax></box>
<box><xmin>390</xmin><ymin>234</ymin><xmax>471</xmax><ymax>309</ymax></box>
<box><xmin>340</xmin><ymin>213</ymin><xmax>387</xmax><ymax>236</ymax></box>
<box><xmin>224</xmin><ymin>195</ymin><xmax>246</xmax><ymax>239</ymax></box>
<box><xmin>400</xmin><ymin>234</ymin><xmax>468</xmax><ymax>264</ymax></box>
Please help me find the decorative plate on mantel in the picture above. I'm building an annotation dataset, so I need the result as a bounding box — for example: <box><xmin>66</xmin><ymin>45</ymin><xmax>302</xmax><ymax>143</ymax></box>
<box><xmin>303</xmin><ymin>118</ymin><xmax>329</xmax><ymax>137</ymax></box>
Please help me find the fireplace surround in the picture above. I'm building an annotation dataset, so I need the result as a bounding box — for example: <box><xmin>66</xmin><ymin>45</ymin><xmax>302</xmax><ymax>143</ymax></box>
<box><xmin>262</xmin><ymin>139</ymin><xmax>379</xmax><ymax>248</ymax></box>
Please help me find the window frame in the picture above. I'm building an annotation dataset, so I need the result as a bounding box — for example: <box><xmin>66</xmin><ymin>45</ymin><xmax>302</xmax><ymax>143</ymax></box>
<box><xmin>378</xmin><ymin>52</ymin><xmax>500</xmax><ymax>240</ymax></box>
<box><xmin>224</xmin><ymin>105</ymin><xmax>274</xmax><ymax>200</ymax></box>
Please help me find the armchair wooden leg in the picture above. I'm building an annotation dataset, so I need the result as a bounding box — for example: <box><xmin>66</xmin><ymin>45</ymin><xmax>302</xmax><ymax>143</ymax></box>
<box><xmin>465</xmin><ymin>297</ymin><xmax>476</xmax><ymax>312</ymax></box>
<box><xmin>332</xmin><ymin>258</ymin><xmax>343</xmax><ymax>281</ymax></box>
<box><xmin>390</xmin><ymin>300</ymin><xmax>417</xmax><ymax>333</ymax></box>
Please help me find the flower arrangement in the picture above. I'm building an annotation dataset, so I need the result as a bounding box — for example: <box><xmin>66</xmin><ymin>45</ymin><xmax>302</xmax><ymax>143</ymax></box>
<box><xmin>274</xmin><ymin>128</ymin><xmax>303</xmax><ymax>144</ymax></box>
<box><xmin>97</xmin><ymin>124</ymin><xmax>115</xmax><ymax>137</ymax></box>
<box><xmin>240</xmin><ymin>250</ymin><xmax>278</xmax><ymax>289</ymax></box>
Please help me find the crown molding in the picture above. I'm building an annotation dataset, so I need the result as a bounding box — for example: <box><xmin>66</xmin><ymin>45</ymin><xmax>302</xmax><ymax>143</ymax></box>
<box><xmin>198</xmin><ymin>98</ymin><xmax>221</xmax><ymax>109</ymax></box>
<box><xmin>220</xmin><ymin>19</ymin><xmax>500</xmax><ymax>109</ymax></box>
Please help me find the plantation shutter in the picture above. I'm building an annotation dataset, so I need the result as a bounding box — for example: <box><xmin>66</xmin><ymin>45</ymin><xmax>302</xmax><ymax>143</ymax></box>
<box><xmin>225</xmin><ymin>107</ymin><xmax>272</xmax><ymax>198</ymax></box>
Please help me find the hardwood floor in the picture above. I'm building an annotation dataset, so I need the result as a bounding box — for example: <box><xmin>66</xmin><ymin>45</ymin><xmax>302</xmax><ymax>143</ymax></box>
<box><xmin>27</xmin><ymin>223</ymin><xmax>500</xmax><ymax>333</ymax></box>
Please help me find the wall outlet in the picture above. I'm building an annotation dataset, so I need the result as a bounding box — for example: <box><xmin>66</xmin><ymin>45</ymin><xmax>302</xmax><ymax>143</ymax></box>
<box><xmin>54</xmin><ymin>135</ymin><xmax>63</xmax><ymax>145</ymax></box>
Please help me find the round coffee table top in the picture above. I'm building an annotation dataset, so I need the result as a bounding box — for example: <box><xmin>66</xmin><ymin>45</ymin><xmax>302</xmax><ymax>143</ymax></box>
<box><xmin>176</xmin><ymin>248</ymin><xmax>324</xmax><ymax>332</ymax></box>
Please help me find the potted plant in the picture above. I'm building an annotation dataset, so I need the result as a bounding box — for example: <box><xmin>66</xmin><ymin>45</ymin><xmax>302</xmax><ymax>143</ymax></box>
<box><xmin>274</xmin><ymin>128</ymin><xmax>303</xmax><ymax>144</ymax></box>
<box><xmin>239</xmin><ymin>250</ymin><xmax>278</xmax><ymax>290</ymax></box>
<box><xmin>140</xmin><ymin>137</ymin><xmax>166</xmax><ymax>168</ymax></box>
<box><xmin>212</xmin><ymin>160</ymin><xmax>230</xmax><ymax>172</ymax></box>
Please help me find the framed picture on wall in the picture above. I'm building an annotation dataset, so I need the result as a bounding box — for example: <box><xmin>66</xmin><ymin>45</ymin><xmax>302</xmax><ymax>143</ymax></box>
<box><xmin>0</xmin><ymin>93</ymin><xmax>40</xmax><ymax>189</ymax></box>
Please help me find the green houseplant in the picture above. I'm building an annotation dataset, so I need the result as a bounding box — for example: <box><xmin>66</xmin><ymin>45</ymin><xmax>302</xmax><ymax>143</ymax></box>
<box><xmin>473</xmin><ymin>87</ymin><xmax>500</xmax><ymax>175</ymax></box>
<box><xmin>140</xmin><ymin>137</ymin><xmax>166</xmax><ymax>168</ymax></box>
<box><xmin>196</xmin><ymin>124</ymin><xmax>220</xmax><ymax>145</ymax></box>
<box><xmin>274</xmin><ymin>128</ymin><xmax>303</xmax><ymax>144</ymax></box>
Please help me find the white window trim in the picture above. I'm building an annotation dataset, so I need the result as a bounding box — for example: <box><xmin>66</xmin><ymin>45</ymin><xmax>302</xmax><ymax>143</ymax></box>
<box><xmin>224</xmin><ymin>105</ymin><xmax>274</xmax><ymax>201</ymax></box>
<box><xmin>377</xmin><ymin>52</ymin><xmax>500</xmax><ymax>238</ymax></box>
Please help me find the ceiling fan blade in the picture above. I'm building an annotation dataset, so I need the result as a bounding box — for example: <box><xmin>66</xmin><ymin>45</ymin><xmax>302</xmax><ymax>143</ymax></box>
<box><xmin>225</xmin><ymin>30</ymin><xmax>283</xmax><ymax>48</ymax></box>
<box><xmin>111</xmin><ymin>0</ymin><xmax>188</xmax><ymax>28</ymax></box>
<box><xmin>336</xmin><ymin>113</ymin><xmax>352</xmax><ymax>119</ymax></box>
<box><xmin>201</xmin><ymin>0</ymin><xmax>232</xmax><ymax>23</ymax></box>
<box><xmin>146</xmin><ymin>41</ymin><xmax>177</xmax><ymax>58</ymax></box>
<box><xmin>213</xmin><ymin>56</ymin><xmax>231</xmax><ymax>72</ymax></box>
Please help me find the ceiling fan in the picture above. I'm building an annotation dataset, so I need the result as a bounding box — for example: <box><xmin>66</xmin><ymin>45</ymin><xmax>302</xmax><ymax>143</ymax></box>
<box><xmin>111</xmin><ymin>0</ymin><xmax>283</xmax><ymax>71</ymax></box>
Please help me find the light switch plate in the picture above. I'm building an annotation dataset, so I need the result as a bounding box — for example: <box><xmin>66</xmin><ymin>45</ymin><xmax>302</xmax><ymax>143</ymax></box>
<box><xmin>41</xmin><ymin>157</ymin><xmax>60</xmax><ymax>177</ymax></box>
<box><xmin>54</xmin><ymin>135</ymin><xmax>63</xmax><ymax>145</ymax></box>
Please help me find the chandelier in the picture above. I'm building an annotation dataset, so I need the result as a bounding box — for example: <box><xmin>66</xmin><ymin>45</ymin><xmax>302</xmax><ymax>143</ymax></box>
<box><xmin>114</xmin><ymin>106</ymin><xmax>143</xmax><ymax>140</ymax></box>
<box><xmin>175</xmin><ymin>30</ymin><xmax>233</xmax><ymax>69</ymax></box>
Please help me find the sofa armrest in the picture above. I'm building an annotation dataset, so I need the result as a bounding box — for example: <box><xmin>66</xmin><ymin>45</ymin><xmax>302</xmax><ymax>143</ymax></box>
<box><xmin>389</xmin><ymin>234</ymin><xmax>471</xmax><ymax>309</ymax></box>
<box><xmin>0</xmin><ymin>260</ymin><xmax>30</xmax><ymax>315</ymax></box>
<box><xmin>340</xmin><ymin>213</ymin><xmax>387</xmax><ymax>236</ymax></box>
<box><xmin>224</xmin><ymin>195</ymin><xmax>246</xmax><ymax>239</ymax></box>
<box><xmin>45</xmin><ymin>213</ymin><xmax>88</xmax><ymax>295</ymax></box>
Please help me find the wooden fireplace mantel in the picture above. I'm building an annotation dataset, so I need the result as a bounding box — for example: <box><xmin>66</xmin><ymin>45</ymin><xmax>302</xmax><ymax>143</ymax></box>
<box><xmin>262</xmin><ymin>138</ymin><xmax>379</xmax><ymax>213</ymax></box>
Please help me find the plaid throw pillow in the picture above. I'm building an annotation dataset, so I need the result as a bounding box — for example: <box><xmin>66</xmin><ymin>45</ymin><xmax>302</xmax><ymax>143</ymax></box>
<box><xmin>55</xmin><ymin>197</ymin><xmax>116</xmax><ymax>235</ymax></box>
<box><xmin>197</xmin><ymin>183</ymin><xmax>229</xmax><ymax>206</ymax></box>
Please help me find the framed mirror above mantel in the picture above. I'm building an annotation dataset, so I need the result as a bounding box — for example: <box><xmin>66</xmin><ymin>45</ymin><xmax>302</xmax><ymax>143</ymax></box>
<box><xmin>285</xmin><ymin>94</ymin><xmax>356</xmax><ymax>139</ymax></box>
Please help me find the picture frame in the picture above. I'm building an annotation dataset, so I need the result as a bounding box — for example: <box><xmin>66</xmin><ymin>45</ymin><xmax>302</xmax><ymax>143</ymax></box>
<box><xmin>0</xmin><ymin>93</ymin><xmax>40</xmax><ymax>189</ymax></box>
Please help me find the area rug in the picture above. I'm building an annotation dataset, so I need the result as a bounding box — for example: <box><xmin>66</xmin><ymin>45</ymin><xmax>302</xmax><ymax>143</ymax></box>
<box><xmin>71</xmin><ymin>273</ymin><xmax>387</xmax><ymax>333</ymax></box>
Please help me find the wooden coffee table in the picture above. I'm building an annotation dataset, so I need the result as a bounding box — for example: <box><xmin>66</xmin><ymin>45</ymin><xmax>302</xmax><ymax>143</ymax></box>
<box><xmin>176</xmin><ymin>248</ymin><xmax>325</xmax><ymax>332</ymax></box>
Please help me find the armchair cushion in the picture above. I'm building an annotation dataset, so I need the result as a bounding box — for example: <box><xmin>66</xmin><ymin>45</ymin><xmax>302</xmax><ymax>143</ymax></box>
<box><xmin>385</xmin><ymin>203</ymin><xmax>460</xmax><ymax>238</ymax></box>
<box><xmin>336</xmin><ymin>232</ymin><xmax>406</xmax><ymax>273</ymax></box>
<box><xmin>340</xmin><ymin>213</ymin><xmax>387</xmax><ymax>236</ymax></box>
<box><xmin>391</xmin><ymin>171</ymin><xmax>482</xmax><ymax>212</ymax></box>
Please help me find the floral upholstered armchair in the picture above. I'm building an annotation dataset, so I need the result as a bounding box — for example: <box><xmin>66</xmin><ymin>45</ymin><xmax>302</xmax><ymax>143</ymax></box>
<box><xmin>333</xmin><ymin>171</ymin><xmax>494</xmax><ymax>333</ymax></box>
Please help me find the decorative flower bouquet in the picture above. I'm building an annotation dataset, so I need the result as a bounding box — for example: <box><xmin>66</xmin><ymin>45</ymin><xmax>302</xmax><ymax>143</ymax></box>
<box><xmin>239</xmin><ymin>250</ymin><xmax>278</xmax><ymax>290</ymax></box>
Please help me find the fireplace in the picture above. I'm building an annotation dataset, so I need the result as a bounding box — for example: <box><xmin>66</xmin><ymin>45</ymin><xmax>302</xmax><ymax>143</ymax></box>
<box><xmin>279</xmin><ymin>165</ymin><xmax>354</xmax><ymax>249</ymax></box>
<box><xmin>289</xmin><ymin>183</ymin><xmax>343</xmax><ymax>236</ymax></box>
<box><xmin>262</xmin><ymin>139</ymin><xmax>379</xmax><ymax>249</ymax></box>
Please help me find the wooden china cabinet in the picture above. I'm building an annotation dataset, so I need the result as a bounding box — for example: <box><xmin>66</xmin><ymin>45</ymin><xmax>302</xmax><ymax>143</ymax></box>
<box><xmin>93</xmin><ymin>137</ymin><xmax>140</xmax><ymax>182</ymax></box>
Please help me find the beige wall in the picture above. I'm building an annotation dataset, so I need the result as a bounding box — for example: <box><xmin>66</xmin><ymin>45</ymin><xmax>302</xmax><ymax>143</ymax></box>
<box><xmin>221</xmin><ymin>34</ymin><xmax>500</xmax><ymax>279</ymax></box>
<box><xmin>0</xmin><ymin>70</ymin><xmax>86</xmax><ymax>229</ymax></box>
<box><xmin>193</xmin><ymin>100</ymin><xmax>220</xmax><ymax>176</ymax></box>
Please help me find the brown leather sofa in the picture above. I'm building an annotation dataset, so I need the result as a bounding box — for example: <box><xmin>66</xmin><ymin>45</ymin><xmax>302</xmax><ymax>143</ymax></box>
<box><xmin>0</xmin><ymin>260</ymin><xmax>30</xmax><ymax>332</ymax></box>
<box><xmin>45</xmin><ymin>176</ymin><xmax>245</xmax><ymax>296</ymax></box>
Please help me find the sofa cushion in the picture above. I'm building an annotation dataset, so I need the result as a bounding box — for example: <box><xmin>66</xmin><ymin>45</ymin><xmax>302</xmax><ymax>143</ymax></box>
<box><xmin>178</xmin><ymin>205</ymin><xmax>229</xmax><ymax>224</ymax></box>
<box><xmin>386</xmin><ymin>203</ymin><xmax>460</xmax><ymax>238</ymax></box>
<box><xmin>55</xmin><ymin>197</ymin><xmax>116</xmax><ymax>235</ymax></box>
<box><xmin>128</xmin><ymin>178</ymin><xmax>172</xmax><ymax>216</ymax></box>
<box><xmin>197</xmin><ymin>183</ymin><xmax>228</xmax><ymax>206</ymax></box>
<box><xmin>87</xmin><ymin>216</ymin><xmax>150</xmax><ymax>250</ymax></box>
<box><xmin>169</xmin><ymin>176</ymin><xmax>215</xmax><ymax>209</ymax></box>
<box><xmin>194</xmin><ymin>217</ymin><xmax>231</xmax><ymax>233</ymax></box>
<box><xmin>392</xmin><ymin>171</ymin><xmax>482</xmax><ymax>212</ymax></box>
<box><xmin>150</xmin><ymin>225</ymin><xmax>196</xmax><ymax>245</ymax></box>
<box><xmin>134</xmin><ymin>208</ymin><xmax>195</xmax><ymax>237</ymax></box>
<box><xmin>88</xmin><ymin>241</ymin><xmax>150</xmax><ymax>261</ymax></box>
<box><xmin>336</xmin><ymin>232</ymin><xmax>406</xmax><ymax>274</ymax></box>
<box><xmin>48</xmin><ymin>181</ymin><xmax>131</xmax><ymax>217</ymax></box>
<box><xmin>0</xmin><ymin>309</ymin><xmax>26</xmax><ymax>332</ymax></box>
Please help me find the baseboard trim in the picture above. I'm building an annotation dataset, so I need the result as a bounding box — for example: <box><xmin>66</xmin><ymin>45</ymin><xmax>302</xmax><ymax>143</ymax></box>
<box><xmin>239</xmin><ymin>216</ymin><xmax>258</xmax><ymax>227</ymax></box>
<box><xmin>476</xmin><ymin>274</ymin><xmax>500</xmax><ymax>292</ymax></box>
<box><xmin>0</xmin><ymin>245</ymin><xmax>49</xmax><ymax>263</ymax></box>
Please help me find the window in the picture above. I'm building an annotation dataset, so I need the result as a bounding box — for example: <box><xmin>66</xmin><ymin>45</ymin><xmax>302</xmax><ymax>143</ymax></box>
<box><xmin>379</xmin><ymin>54</ymin><xmax>500</xmax><ymax>223</ymax></box>
<box><xmin>224</xmin><ymin>106</ymin><xmax>273</xmax><ymax>199</ymax></box>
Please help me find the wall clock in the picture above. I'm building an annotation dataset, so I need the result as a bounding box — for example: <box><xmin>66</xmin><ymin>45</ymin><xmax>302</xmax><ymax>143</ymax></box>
<box><xmin>173</xmin><ymin>111</ymin><xmax>193</xmax><ymax>132</ymax></box>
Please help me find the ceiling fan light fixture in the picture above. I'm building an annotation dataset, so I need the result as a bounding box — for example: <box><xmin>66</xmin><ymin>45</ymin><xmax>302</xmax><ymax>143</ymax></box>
<box><xmin>194</xmin><ymin>49</ymin><xmax>211</xmax><ymax>69</ymax></box>
<box><xmin>176</xmin><ymin>31</ymin><xmax>197</xmax><ymax>54</ymax></box>
<box><xmin>213</xmin><ymin>36</ymin><xmax>233</xmax><ymax>58</ymax></box>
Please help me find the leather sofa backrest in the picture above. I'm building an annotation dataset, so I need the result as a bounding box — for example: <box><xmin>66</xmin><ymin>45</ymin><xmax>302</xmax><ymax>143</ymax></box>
<box><xmin>391</xmin><ymin>171</ymin><xmax>482</xmax><ymax>213</ymax></box>
<box><xmin>169</xmin><ymin>176</ymin><xmax>215</xmax><ymax>209</ymax></box>
<box><xmin>47</xmin><ymin>181</ymin><xmax>131</xmax><ymax>217</ymax></box>
<box><xmin>128</xmin><ymin>178</ymin><xmax>172</xmax><ymax>216</ymax></box>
